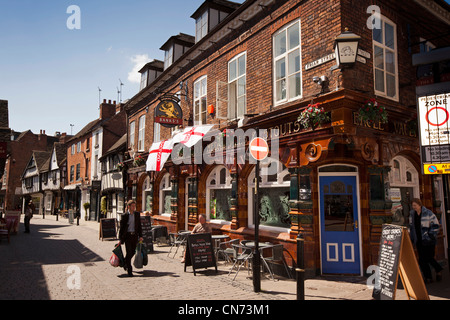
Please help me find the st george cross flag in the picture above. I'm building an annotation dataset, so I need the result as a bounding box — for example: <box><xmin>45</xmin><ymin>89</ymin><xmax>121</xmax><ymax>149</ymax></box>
<box><xmin>173</xmin><ymin>124</ymin><xmax>215</xmax><ymax>148</ymax></box>
<box><xmin>146</xmin><ymin>139</ymin><xmax>174</xmax><ymax>172</ymax></box>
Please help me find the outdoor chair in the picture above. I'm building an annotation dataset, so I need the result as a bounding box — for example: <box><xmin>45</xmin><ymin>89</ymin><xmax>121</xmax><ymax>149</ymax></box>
<box><xmin>261</xmin><ymin>243</ymin><xmax>293</xmax><ymax>280</ymax></box>
<box><xmin>228</xmin><ymin>243</ymin><xmax>253</xmax><ymax>281</ymax></box>
<box><xmin>216</xmin><ymin>238</ymin><xmax>239</xmax><ymax>264</ymax></box>
<box><xmin>167</xmin><ymin>230</ymin><xmax>189</xmax><ymax>258</ymax></box>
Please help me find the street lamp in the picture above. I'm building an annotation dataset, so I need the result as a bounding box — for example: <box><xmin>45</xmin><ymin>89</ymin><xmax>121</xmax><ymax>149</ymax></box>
<box><xmin>334</xmin><ymin>28</ymin><xmax>361</xmax><ymax>68</ymax></box>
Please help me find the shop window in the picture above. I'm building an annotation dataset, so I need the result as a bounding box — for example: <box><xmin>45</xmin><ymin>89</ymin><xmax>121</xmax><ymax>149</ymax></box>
<box><xmin>248</xmin><ymin>160</ymin><xmax>291</xmax><ymax>229</ymax></box>
<box><xmin>273</xmin><ymin>19</ymin><xmax>302</xmax><ymax>105</ymax></box>
<box><xmin>159</xmin><ymin>173</ymin><xmax>172</xmax><ymax>216</ymax></box>
<box><xmin>373</xmin><ymin>15</ymin><xmax>398</xmax><ymax>101</ymax></box>
<box><xmin>206</xmin><ymin>166</ymin><xmax>232</xmax><ymax>222</ymax></box>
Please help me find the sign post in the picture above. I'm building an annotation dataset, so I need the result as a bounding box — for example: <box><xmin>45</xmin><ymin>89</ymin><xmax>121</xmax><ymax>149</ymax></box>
<box><xmin>249</xmin><ymin>130</ymin><xmax>268</xmax><ymax>293</ymax></box>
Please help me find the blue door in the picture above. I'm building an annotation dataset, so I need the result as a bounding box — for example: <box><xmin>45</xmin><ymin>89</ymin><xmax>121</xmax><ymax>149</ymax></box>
<box><xmin>320</xmin><ymin>176</ymin><xmax>360</xmax><ymax>274</ymax></box>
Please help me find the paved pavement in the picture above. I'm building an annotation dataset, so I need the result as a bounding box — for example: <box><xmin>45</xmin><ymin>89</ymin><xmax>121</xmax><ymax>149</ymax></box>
<box><xmin>1</xmin><ymin>215</ymin><xmax>449</xmax><ymax>302</ymax></box>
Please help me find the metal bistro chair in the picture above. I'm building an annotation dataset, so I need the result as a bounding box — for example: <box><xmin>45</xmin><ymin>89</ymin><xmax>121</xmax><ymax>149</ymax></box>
<box><xmin>261</xmin><ymin>243</ymin><xmax>293</xmax><ymax>280</ymax></box>
<box><xmin>228</xmin><ymin>243</ymin><xmax>253</xmax><ymax>281</ymax></box>
<box><xmin>167</xmin><ymin>230</ymin><xmax>189</xmax><ymax>258</ymax></box>
<box><xmin>216</xmin><ymin>239</ymin><xmax>239</xmax><ymax>264</ymax></box>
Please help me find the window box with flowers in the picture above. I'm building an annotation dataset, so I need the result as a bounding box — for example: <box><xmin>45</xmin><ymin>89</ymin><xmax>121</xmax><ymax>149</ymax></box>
<box><xmin>133</xmin><ymin>155</ymin><xmax>145</xmax><ymax>167</ymax></box>
<box><xmin>358</xmin><ymin>98</ymin><xmax>388</xmax><ymax>124</ymax></box>
<box><xmin>298</xmin><ymin>103</ymin><xmax>330</xmax><ymax>130</ymax></box>
<box><xmin>116</xmin><ymin>162</ymin><xmax>125</xmax><ymax>172</ymax></box>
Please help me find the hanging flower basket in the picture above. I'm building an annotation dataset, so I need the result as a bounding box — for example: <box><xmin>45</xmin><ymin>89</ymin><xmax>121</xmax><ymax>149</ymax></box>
<box><xmin>358</xmin><ymin>98</ymin><xmax>388</xmax><ymax>124</ymax></box>
<box><xmin>298</xmin><ymin>103</ymin><xmax>330</xmax><ymax>130</ymax></box>
<box><xmin>116</xmin><ymin>162</ymin><xmax>125</xmax><ymax>171</ymax></box>
<box><xmin>133</xmin><ymin>155</ymin><xmax>145</xmax><ymax>167</ymax></box>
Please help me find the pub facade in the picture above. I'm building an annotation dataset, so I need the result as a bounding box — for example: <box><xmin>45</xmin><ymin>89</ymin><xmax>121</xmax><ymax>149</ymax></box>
<box><xmin>124</xmin><ymin>0</ymin><xmax>450</xmax><ymax>276</ymax></box>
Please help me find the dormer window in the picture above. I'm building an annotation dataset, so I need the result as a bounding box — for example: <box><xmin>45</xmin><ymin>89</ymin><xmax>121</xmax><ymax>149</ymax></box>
<box><xmin>160</xmin><ymin>34</ymin><xmax>195</xmax><ymax>70</ymax></box>
<box><xmin>139</xmin><ymin>60</ymin><xmax>164</xmax><ymax>91</ymax></box>
<box><xmin>191</xmin><ymin>0</ymin><xmax>240</xmax><ymax>43</ymax></box>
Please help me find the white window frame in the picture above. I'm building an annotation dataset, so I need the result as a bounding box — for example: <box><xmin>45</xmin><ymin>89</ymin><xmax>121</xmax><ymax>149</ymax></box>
<box><xmin>140</xmin><ymin>70</ymin><xmax>148</xmax><ymax>91</ymax></box>
<box><xmin>228</xmin><ymin>52</ymin><xmax>246</xmax><ymax>120</ymax></box>
<box><xmin>206</xmin><ymin>166</ymin><xmax>232</xmax><ymax>225</ymax></box>
<box><xmin>159</xmin><ymin>173</ymin><xmax>172</xmax><ymax>217</ymax></box>
<box><xmin>129</xmin><ymin>121</ymin><xmax>135</xmax><ymax>151</ymax></box>
<box><xmin>71</xmin><ymin>144</ymin><xmax>75</xmax><ymax>155</ymax></box>
<box><xmin>77</xmin><ymin>141</ymin><xmax>81</xmax><ymax>153</ymax></box>
<box><xmin>194</xmin><ymin>75</ymin><xmax>207</xmax><ymax>125</ymax></box>
<box><xmin>196</xmin><ymin>11</ymin><xmax>208</xmax><ymax>42</ymax></box>
<box><xmin>273</xmin><ymin>19</ymin><xmax>302</xmax><ymax>106</ymax></box>
<box><xmin>164</xmin><ymin>46</ymin><xmax>173</xmax><ymax>70</ymax></box>
<box><xmin>138</xmin><ymin>115</ymin><xmax>146</xmax><ymax>151</ymax></box>
<box><xmin>372</xmin><ymin>15</ymin><xmax>399</xmax><ymax>101</ymax></box>
<box><xmin>154</xmin><ymin>122</ymin><xmax>161</xmax><ymax>143</ymax></box>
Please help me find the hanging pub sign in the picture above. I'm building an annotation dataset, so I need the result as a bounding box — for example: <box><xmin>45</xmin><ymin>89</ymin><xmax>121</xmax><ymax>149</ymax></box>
<box><xmin>155</xmin><ymin>95</ymin><xmax>183</xmax><ymax>128</ymax></box>
<box><xmin>417</xmin><ymin>93</ymin><xmax>450</xmax><ymax>175</ymax></box>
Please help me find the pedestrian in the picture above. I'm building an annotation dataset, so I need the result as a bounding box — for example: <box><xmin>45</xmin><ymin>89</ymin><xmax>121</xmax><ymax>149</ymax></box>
<box><xmin>409</xmin><ymin>198</ymin><xmax>443</xmax><ymax>283</ymax></box>
<box><xmin>118</xmin><ymin>200</ymin><xmax>143</xmax><ymax>277</ymax></box>
<box><xmin>24</xmin><ymin>200</ymin><xmax>34</xmax><ymax>233</ymax></box>
<box><xmin>181</xmin><ymin>214</ymin><xmax>211</xmax><ymax>263</ymax></box>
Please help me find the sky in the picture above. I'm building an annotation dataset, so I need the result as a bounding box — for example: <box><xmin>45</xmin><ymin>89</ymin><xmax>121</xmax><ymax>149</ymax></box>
<box><xmin>0</xmin><ymin>0</ymin><xmax>242</xmax><ymax>136</ymax></box>
<box><xmin>0</xmin><ymin>0</ymin><xmax>448</xmax><ymax>136</ymax></box>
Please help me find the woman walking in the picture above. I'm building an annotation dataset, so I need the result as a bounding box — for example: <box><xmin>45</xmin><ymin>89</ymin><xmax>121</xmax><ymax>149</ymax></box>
<box><xmin>409</xmin><ymin>198</ymin><xmax>443</xmax><ymax>283</ymax></box>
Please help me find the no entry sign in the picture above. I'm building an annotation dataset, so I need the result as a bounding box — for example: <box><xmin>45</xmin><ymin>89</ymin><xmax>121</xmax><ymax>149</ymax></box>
<box><xmin>249</xmin><ymin>137</ymin><xmax>269</xmax><ymax>161</ymax></box>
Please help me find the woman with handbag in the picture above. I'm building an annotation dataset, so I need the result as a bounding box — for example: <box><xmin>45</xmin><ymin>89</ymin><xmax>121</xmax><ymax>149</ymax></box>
<box><xmin>118</xmin><ymin>200</ymin><xmax>143</xmax><ymax>277</ymax></box>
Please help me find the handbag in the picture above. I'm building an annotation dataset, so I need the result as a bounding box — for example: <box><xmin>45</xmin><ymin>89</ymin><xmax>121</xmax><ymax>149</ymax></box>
<box><xmin>112</xmin><ymin>243</ymin><xmax>125</xmax><ymax>268</ymax></box>
<box><xmin>109</xmin><ymin>253</ymin><xmax>120</xmax><ymax>267</ymax></box>
<box><xmin>133</xmin><ymin>242</ymin><xmax>144</xmax><ymax>269</ymax></box>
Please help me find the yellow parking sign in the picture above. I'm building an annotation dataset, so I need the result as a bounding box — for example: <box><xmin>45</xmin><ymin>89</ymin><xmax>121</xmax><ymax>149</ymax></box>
<box><xmin>423</xmin><ymin>163</ymin><xmax>450</xmax><ymax>175</ymax></box>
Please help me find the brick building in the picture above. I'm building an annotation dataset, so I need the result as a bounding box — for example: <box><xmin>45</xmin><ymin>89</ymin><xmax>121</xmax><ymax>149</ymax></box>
<box><xmin>65</xmin><ymin>100</ymin><xmax>126</xmax><ymax>221</ymax></box>
<box><xmin>124</xmin><ymin>0</ymin><xmax>450</xmax><ymax>276</ymax></box>
<box><xmin>0</xmin><ymin>100</ymin><xmax>11</xmax><ymax>213</ymax></box>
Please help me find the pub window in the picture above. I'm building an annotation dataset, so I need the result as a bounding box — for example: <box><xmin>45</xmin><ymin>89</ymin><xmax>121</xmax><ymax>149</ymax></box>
<box><xmin>373</xmin><ymin>16</ymin><xmax>398</xmax><ymax>101</ymax></box>
<box><xmin>140</xmin><ymin>70</ymin><xmax>148</xmax><ymax>91</ymax></box>
<box><xmin>228</xmin><ymin>52</ymin><xmax>246</xmax><ymax>120</ymax></box>
<box><xmin>248</xmin><ymin>160</ymin><xmax>291</xmax><ymax>229</ymax></box>
<box><xmin>138</xmin><ymin>115</ymin><xmax>146</xmax><ymax>151</ymax></box>
<box><xmin>194</xmin><ymin>75</ymin><xmax>207</xmax><ymax>125</ymax></box>
<box><xmin>164</xmin><ymin>46</ymin><xmax>173</xmax><ymax>70</ymax></box>
<box><xmin>195</xmin><ymin>10</ymin><xmax>208</xmax><ymax>42</ymax></box>
<box><xmin>206</xmin><ymin>166</ymin><xmax>232</xmax><ymax>222</ymax></box>
<box><xmin>129</xmin><ymin>121</ymin><xmax>136</xmax><ymax>150</ymax></box>
<box><xmin>273</xmin><ymin>19</ymin><xmax>302</xmax><ymax>105</ymax></box>
<box><xmin>159</xmin><ymin>173</ymin><xmax>172</xmax><ymax>216</ymax></box>
<box><xmin>142</xmin><ymin>176</ymin><xmax>152</xmax><ymax>213</ymax></box>
<box><xmin>154</xmin><ymin>122</ymin><xmax>161</xmax><ymax>143</ymax></box>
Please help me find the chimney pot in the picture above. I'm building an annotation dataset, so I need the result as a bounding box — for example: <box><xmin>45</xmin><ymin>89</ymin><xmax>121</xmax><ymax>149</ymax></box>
<box><xmin>103</xmin><ymin>99</ymin><xmax>107</xmax><ymax>103</ymax></box>
<box><xmin>108</xmin><ymin>100</ymin><xmax>111</xmax><ymax>104</ymax></box>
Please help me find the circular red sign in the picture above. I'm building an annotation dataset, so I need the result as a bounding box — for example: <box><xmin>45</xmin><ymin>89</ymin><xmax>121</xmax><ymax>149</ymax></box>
<box><xmin>425</xmin><ymin>107</ymin><xmax>449</xmax><ymax>127</ymax></box>
<box><xmin>250</xmin><ymin>138</ymin><xmax>269</xmax><ymax>161</ymax></box>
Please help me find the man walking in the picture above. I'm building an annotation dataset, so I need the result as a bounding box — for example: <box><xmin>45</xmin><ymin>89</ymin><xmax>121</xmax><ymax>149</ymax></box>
<box><xmin>118</xmin><ymin>200</ymin><xmax>143</xmax><ymax>277</ymax></box>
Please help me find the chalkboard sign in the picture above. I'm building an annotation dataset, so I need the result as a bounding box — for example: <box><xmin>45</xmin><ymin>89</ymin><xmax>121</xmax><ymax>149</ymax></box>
<box><xmin>372</xmin><ymin>224</ymin><xmax>403</xmax><ymax>300</ymax></box>
<box><xmin>99</xmin><ymin>218</ymin><xmax>117</xmax><ymax>241</ymax></box>
<box><xmin>184</xmin><ymin>233</ymin><xmax>217</xmax><ymax>276</ymax></box>
<box><xmin>140</xmin><ymin>216</ymin><xmax>153</xmax><ymax>253</ymax></box>
<box><xmin>373</xmin><ymin>224</ymin><xmax>429</xmax><ymax>300</ymax></box>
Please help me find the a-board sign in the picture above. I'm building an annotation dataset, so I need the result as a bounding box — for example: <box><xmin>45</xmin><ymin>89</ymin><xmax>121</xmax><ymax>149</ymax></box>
<box><xmin>140</xmin><ymin>216</ymin><xmax>153</xmax><ymax>253</ymax></box>
<box><xmin>372</xmin><ymin>224</ymin><xmax>429</xmax><ymax>300</ymax></box>
<box><xmin>184</xmin><ymin>233</ymin><xmax>217</xmax><ymax>276</ymax></box>
<box><xmin>99</xmin><ymin>218</ymin><xmax>117</xmax><ymax>241</ymax></box>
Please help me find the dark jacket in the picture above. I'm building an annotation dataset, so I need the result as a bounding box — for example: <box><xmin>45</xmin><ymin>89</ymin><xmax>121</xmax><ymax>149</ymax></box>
<box><xmin>119</xmin><ymin>211</ymin><xmax>143</xmax><ymax>243</ymax></box>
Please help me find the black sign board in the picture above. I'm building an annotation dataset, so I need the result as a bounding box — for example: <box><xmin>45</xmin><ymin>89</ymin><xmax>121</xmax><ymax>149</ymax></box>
<box><xmin>184</xmin><ymin>233</ymin><xmax>217</xmax><ymax>276</ymax></box>
<box><xmin>99</xmin><ymin>218</ymin><xmax>117</xmax><ymax>241</ymax></box>
<box><xmin>140</xmin><ymin>216</ymin><xmax>153</xmax><ymax>253</ymax></box>
<box><xmin>155</xmin><ymin>96</ymin><xmax>183</xmax><ymax>128</ymax></box>
<box><xmin>373</xmin><ymin>224</ymin><xmax>429</xmax><ymax>300</ymax></box>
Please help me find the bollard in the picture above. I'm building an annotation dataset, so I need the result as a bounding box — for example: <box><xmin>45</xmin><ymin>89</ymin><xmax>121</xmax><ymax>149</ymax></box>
<box><xmin>296</xmin><ymin>230</ymin><xmax>305</xmax><ymax>300</ymax></box>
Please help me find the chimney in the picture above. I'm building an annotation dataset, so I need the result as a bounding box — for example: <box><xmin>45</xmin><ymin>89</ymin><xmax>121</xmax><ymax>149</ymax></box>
<box><xmin>99</xmin><ymin>99</ymin><xmax>116</xmax><ymax>120</ymax></box>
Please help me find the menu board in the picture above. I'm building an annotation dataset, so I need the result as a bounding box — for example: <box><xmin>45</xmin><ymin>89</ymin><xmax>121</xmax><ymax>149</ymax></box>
<box><xmin>372</xmin><ymin>224</ymin><xmax>403</xmax><ymax>300</ymax></box>
<box><xmin>99</xmin><ymin>218</ymin><xmax>117</xmax><ymax>241</ymax></box>
<box><xmin>140</xmin><ymin>216</ymin><xmax>153</xmax><ymax>253</ymax></box>
<box><xmin>184</xmin><ymin>233</ymin><xmax>217</xmax><ymax>276</ymax></box>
